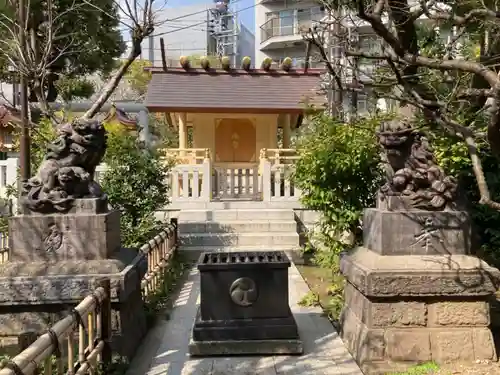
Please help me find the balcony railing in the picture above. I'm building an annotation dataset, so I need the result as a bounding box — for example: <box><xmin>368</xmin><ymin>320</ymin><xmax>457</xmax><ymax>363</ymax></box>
<box><xmin>260</xmin><ymin>10</ymin><xmax>324</xmax><ymax>43</ymax></box>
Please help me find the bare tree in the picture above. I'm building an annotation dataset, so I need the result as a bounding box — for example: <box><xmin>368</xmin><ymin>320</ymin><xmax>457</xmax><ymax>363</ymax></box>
<box><xmin>81</xmin><ymin>0</ymin><xmax>163</xmax><ymax>119</ymax></box>
<box><xmin>0</xmin><ymin>0</ymin><xmax>165</xmax><ymax>119</ymax></box>
<box><xmin>307</xmin><ymin>0</ymin><xmax>500</xmax><ymax>210</ymax></box>
<box><xmin>0</xmin><ymin>0</ymin><xmax>80</xmax><ymax>114</ymax></box>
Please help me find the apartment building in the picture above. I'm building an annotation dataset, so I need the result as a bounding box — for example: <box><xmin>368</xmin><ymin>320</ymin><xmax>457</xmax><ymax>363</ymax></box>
<box><xmin>255</xmin><ymin>0</ymin><xmax>325</xmax><ymax>68</ymax></box>
<box><xmin>254</xmin><ymin>1</ymin><xmax>376</xmax><ymax>113</ymax></box>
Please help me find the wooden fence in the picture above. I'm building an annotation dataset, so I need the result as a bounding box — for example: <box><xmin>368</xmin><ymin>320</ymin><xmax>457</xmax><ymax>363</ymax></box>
<box><xmin>140</xmin><ymin>220</ymin><xmax>178</xmax><ymax>297</ymax></box>
<box><xmin>0</xmin><ymin>279</ymin><xmax>111</xmax><ymax>375</ymax></box>
<box><xmin>0</xmin><ymin>220</ymin><xmax>178</xmax><ymax>375</ymax></box>
<box><xmin>0</xmin><ymin>233</ymin><xmax>8</xmax><ymax>263</ymax></box>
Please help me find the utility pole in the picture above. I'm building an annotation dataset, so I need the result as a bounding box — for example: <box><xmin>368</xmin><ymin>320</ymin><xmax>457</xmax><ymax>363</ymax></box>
<box><xmin>18</xmin><ymin>0</ymin><xmax>30</xmax><ymax>181</ymax></box>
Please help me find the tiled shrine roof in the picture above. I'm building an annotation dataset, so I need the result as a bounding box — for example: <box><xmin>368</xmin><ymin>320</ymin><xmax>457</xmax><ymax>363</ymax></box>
<box><xmin>144</xmin><ymin>68</ymin><xmax>326</xmax><ymax>114</ymax></box>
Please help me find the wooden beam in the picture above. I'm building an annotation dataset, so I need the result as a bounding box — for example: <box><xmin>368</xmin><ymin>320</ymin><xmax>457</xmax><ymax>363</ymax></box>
<box><xmin>160</xmin><ymin>38</ymin><xmax>167</xmax><ymax>71</ymax></box>
<box><xmin>169</xmin><ymin>112</ymin><xmax>179</xmax><ymax>130</ymax></box>
<box><xmin>178</xmin><ymin>113</ymin><xmax>187</xmax><ymax>151</ymax></box>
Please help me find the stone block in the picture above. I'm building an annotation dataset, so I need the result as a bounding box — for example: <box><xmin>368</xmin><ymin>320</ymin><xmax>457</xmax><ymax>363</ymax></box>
<box><xmin>472</xmin><ymin>327</ymin><xmax>497</xmax><ymax>361</ymax></box>
<box><xmin>198</xmin><ymin>251</ymin><xmax>291</xmax><ymax>321</ymax></box>
<box><xmin>340</xmin><ymin>306</ymin><xmax>386</xmax><ymax>364</ymax></box>
<box><xmin>344</xmin><ymin>282</ymin><xmax>427</xmax><ymax>328</ymax></box>
<box><xmin>189</xmin><ymin>336</ymin><xmax>303</xmax><ymax>356</ymax></box>
<box><xmin>0</xmin><ymin>250</ymin><xmax>147</xmax><ymax>360</ymax></box>
<box><xmin>8</xmin><ymin>210</ymin><xmax>121</xmax><ymax>262</ymax></box>
<box><xmin>385</xmin><ymin>329</ymin><xmax>431</xmax><ymax>362</ymax></box>
<box><xmin>340</xmin><ymin>247</ymin><xmax>500</xmax><ymax>297</ymax></box>
<box><xmin>430</xmin><ymin>329</ymin><xmax>475</xmax><ymax>362</ymax></box>
<box><xmin>110</xmin><ymin>286</ymin><xmax>148</xmax><ymax>359</ymax></box>
<box><xmin>19</xmin><ymin>197</ymin><xmax>108</xmax><ymax>215</ymax></box>
<box><xmin>363</xmin><ymin>208</ymin><xmax>470</xmax><ymax>255</ymax></box>
<box><xmin>428</xmin><ymin>301</ymin><xmax>489</xmax><ymax>327</ymax></box>
<box><xmin>191</xmin><ymin>250</ymin><xmax>301</xmax><ymax>355</ymax></box>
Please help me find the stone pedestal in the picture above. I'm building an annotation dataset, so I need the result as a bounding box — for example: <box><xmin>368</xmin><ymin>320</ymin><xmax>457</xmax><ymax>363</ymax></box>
<box><xmin>340</xmin><ymin>197</ymin><xmax>500</xmax><ymax>374</ymax></box>
<box><xmin>0</xmin><ymin>199</ymin><xmax>148</xmax><ymax>359</ymax></box>
<box><xmin>189</xmin><ymin>251</ymin><xmax>302</xmax><ymax>356</ymax></box>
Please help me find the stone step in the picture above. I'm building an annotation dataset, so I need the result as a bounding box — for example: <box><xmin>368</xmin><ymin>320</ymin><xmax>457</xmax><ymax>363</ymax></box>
<box><xmin>179</xmin><ymin>245</ymin><xmax>301</xmax><ymax>252</ymax></box>
<box><xmin>178</xmin><ymin>220</ymin><xmax>297</xmax><ymax>234</ymax></box>
<box><xmin>178</xmin><ymin>209</ymin><xmax>295</xmax><ymax>222</ymax></box>
<box><xmin>179</xmin><ymin>232</ymin><xmax>299</xmax><ymax>247</ymax></box>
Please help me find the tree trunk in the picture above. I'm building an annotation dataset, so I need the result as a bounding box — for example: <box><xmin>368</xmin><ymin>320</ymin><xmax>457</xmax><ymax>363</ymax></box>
<box><xmin>82</xmin><ymin>43</ymin><xmax>142</xmax><ymax>120</ymax></box>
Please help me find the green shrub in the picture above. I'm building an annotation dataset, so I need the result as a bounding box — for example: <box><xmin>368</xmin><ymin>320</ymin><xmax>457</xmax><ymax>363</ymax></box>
<box><xmin>428</xmin><ymin>123</ymin><xmax>500</xmax><ymax>267</ymax></box>
<box><xmin>101</xmin><ymin>132</ymin><xmax>171</xmax><ymax>248</ymax></box>
<box><xmin>294</xmin><ymin>113</ymin><xmax>389</xmax><ymax>269</ymax></box>
<box><xmin>29</xmin><ymin>117</ymin><xmax>58</xmax><ymax>173</ymax></box>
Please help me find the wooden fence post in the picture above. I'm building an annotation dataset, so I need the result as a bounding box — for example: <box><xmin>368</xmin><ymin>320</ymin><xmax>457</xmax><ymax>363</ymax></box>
<box><xmin>170</xmin><ymin>218</ymin><xmax>178</xmax><ymax>245</ymax></box>
<box><xmin>99</xmin><ymin>278</ymin><xmax>112</xmax><ymax>366</ymax></box>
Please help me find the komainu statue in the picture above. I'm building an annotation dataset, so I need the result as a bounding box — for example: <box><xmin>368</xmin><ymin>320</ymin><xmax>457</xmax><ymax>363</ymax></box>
<box><xmin>21</xmin><ymin>118</ymin><xmax>107</xmax><ymax>213</ymax></box>
<box><xmin>377</xmin><ymin>120</ymin><xmax>458</xmax><ymax>211</ymax></box>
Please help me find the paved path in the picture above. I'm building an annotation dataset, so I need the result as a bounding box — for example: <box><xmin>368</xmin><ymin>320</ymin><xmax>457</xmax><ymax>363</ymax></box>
<box><xmin>126</xmin><ymin>263</ymin><xmax>363</xmax><ymax>375</ymax></box>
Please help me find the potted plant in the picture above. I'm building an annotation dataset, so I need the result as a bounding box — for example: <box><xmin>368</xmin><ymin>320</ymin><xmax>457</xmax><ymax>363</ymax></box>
<box><xmin>281</xmin><ymin>57</ymin><xmax>292</xmax><ymax>72</ymax></box>
<box><xmin>200</xmin><ymin>56</ymin><xmax>210</xmax><ymax>70</ymax></box>
<box><xmin>179</xmin><ymin>56</ymin><xmax>190</xmax><ymax>70</ymax></box>
<box><xmin>241</xmin><ymin>56</ymin><xmax>251</xmax><ymax>71</ymax></box>
<box><xmin>261</xmin><ymin>57</ymin><xmax>272</xmax><ymax>71</ymax></box>
<box><xmin>221</xmin><ymin>56</ymin><xmax>231</xmax><ymax>70</ymax></box>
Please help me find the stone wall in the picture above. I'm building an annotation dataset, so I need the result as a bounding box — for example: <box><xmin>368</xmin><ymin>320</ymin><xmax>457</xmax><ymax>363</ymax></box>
<box><xmin>341</xmin><ymin>282</ymin><xmax>495</xmax><ymax>371</ymax></box>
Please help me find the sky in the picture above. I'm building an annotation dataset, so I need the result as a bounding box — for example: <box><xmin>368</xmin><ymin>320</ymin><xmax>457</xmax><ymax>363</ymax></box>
<box><xmin>162</xmin><ymin>0</ymin><xmax>256</xmax><ymax>32</ymax></box>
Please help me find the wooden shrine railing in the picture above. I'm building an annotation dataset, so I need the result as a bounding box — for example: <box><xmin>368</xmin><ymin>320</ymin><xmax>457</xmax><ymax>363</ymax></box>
<box><xmin>260</xmin><ymin>149</ymin><xmax>301</xmax><ymax>201</ymax></box>
<box><xmin>139</xmin><ymin>219</ymin><xmax>178</xmax><ymax>297</ymax></box>
<box><xmin>260</xmin><ymin>148</ymin><xmax>300</xmax><ymax>164</ymax></box>
<box><xmin>0</xmin><ymin>220</ymin><xmax>179</xmax><ymax>374</ymax></box>
<box><xmin>160</xmin><ymin>148</ymin><xmax>210</xmax><ymax>164</ymax></box>
<box><xmin>0</xmin><ymin>279</ymin><xmax>112</xmax><ymax>375</ymax></box>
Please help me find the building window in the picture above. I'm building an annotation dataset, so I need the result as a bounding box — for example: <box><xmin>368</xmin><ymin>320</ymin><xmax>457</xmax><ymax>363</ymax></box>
<box><xmin>343</xmin><ymin>93</ymin><xmax>370</xmax><ymax>114</ymax></box>
<box><xmin>263</xmin><ymin>7</ymin><xmax>325</xmax><ymax>40</ymax></box>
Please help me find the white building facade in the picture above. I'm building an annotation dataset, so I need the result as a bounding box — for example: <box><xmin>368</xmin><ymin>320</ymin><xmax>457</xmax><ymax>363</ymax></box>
<box><xmin>140</xmin><ymin>2</ymin><xmax>255</xmax><ymax>67</ymax></box>
<box><xmin>255</xmin><ymin>0</ymin><xmax>324</xmax><ymax>69</ymax></box>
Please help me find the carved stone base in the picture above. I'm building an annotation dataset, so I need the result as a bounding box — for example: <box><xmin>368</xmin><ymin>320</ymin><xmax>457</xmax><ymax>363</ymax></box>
<box><xmin>341</xmin><ymin>247</ymin><xmax>499</xmax><ymax>296</ymax></box>
<box><xmin>340</xmin><ymin>247</ymin><xmax>500</xmax><ymax>374</ymax></box>
<box><xmin>0</xmin><ymin>248</ymin><xmax>147</xmax><ymax>359</ymax></box>
<box><xmin>8</xmin><ymin>208</ymin><xmax>121</xmax><ymax>262</ymax></box>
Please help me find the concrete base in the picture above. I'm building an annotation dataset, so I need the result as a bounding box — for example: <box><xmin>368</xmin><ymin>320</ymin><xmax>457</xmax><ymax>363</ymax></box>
<box><xmin>188</xmin><ymin>335</ymin><xmax>303</xmax><ymax>356</ymax></box>
<box><xmin>0</xmin><ymin>248</ymin><xmax>148</xmax><ymax>359</ymax></box>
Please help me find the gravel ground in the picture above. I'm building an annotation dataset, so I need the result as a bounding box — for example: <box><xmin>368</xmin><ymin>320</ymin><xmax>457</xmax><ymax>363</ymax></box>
<box><xmin>436</xmin><ymin>361</ymin><xmax>500</xmax><ymax>374</ymax></box>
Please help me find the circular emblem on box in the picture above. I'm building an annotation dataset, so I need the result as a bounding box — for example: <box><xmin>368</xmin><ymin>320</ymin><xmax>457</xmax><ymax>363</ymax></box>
<box><xmin>229</xmin><ymin>277</ymin><xmax>257</xmax><ymax>306</ymax></box>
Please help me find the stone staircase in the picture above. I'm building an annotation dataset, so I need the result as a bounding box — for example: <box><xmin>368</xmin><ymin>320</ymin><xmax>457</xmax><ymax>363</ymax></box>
<box><xmin>177</xmin><ymin>208</ymin><xmax>301</xmax><ymax>254</ymax></box>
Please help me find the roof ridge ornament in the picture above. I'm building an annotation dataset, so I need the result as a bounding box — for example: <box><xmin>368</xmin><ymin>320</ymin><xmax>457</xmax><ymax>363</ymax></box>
<box><xmin>241</xmin><ymin>56</ymin><xmax>251</xmax><ymax>71</ymax></box>
<box><xmin>221</xmin><ymin>56</ymin><xmax>231</xmax><ymax>71</ymax></box>
<box><xmin>261</xmin><ymin>57</ymin><xmax>272</xmax><ymax>72</ymax></box>
<box><xmin>281</xmin><ymin>57</ymin><xmax>292</xmax><ymax>72</ymax></box>
<box><xmin>180</xmin><ymin>56</ymin><xmax>190</xmax><ymax>70</ymax></box>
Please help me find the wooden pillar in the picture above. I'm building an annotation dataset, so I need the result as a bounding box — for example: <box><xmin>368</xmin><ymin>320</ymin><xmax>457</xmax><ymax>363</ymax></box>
<box><xmin>178</xmin><ymin>113</ymin><xmax>187</xmax><ymax>151</ymax></box>
<box><xmin>283</xmin><ymin>114</ymin><xmax>291</xmax><ymax>149</ymax></box>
